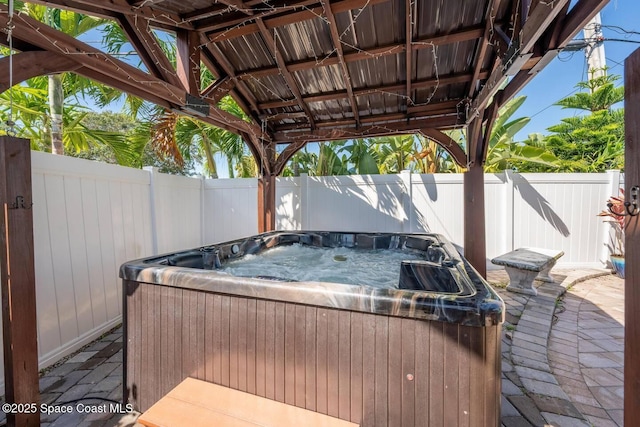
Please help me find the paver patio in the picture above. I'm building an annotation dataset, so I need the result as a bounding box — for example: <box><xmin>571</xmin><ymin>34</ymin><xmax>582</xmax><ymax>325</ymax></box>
<box><xmin>0</xmin><ymin>268</ymin><xmax>625</xmax><ymax>426</ymax></box>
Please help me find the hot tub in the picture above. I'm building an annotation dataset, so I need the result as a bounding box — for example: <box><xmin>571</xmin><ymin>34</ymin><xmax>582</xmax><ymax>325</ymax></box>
<box><xmin>121</xmin><ymin>231</ymin><xmax>504</xmax><ymax>426</ymax></box>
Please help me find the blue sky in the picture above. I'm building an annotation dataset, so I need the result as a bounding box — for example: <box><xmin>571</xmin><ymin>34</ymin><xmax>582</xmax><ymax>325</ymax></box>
<box><xmin>515</xmin><ymin>0</ymin><xmax>638</xmax><ymax>139</ymax></box>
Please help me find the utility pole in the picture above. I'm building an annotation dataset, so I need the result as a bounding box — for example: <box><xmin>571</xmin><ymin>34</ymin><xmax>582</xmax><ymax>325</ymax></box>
<box><xmin>583</xmin><ymin>13</ymin><xmax>606</xmax><ymax>79</ymax></box>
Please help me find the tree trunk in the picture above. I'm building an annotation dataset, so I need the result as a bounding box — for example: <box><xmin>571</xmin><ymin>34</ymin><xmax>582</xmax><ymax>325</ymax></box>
<box><xmin>201</xmin><ymin>134</ymin><xmax>218</xmax><ymax>178</ymax></box>
<box><xmin>49</xmin><ymin>74</ymin><xmax>64</xmax><ymax>155</ymax></box>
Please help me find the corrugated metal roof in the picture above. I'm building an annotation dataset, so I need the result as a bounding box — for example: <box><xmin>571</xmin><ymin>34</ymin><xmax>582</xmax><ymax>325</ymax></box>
<box><xmin>22</xmin><ymin>0</ymin><xmax>591</xmax><ymax>145</ymax></box>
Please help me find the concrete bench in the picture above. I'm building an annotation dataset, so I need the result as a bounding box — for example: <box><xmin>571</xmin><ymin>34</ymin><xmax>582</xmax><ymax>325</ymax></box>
<box><xmin>491</xmin><ymin>248</ymin><xmax>564</xmax><ymax>296</ymax></box>
<box><xmin>136</xmin><ymin>377</ymin><xmax>359</xmax><ymax>427</ymax></box>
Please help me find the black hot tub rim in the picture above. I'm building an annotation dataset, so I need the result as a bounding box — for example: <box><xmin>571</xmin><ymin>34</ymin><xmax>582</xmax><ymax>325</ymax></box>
<box><xmin>119</xmin><ymin>231</ymin><xmax>504</xmax><ymax>327</ymax></box>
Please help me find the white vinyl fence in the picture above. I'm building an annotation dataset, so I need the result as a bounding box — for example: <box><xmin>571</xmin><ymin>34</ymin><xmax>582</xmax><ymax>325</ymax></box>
<box><xmin>0</xmin><ymin>152</ymin><xmax>622</xmax><ymax>391</ymax></box>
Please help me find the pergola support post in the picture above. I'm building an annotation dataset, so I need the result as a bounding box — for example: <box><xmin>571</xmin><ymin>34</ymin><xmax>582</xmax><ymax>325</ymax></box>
<box><xmin>257</xmin><ymin>173</ymin><xmax>276</xmax><ymax>233</ymax></box>
<box><xmin>464</xmin><ymin>117</ymin><xmax>487</xmax><ymax>278</ymax></box>
<box><xmin>624</xmin><ymin>47</ymin><xmax>640</xmax><ymax>427</ymax></box>
<box><xmin>464</xmin><ymin>163</ymin><xmax>487</xmax><ymax>278</ymax></box>
<box><xmin>0</xmin><ymin>136</ymin><xmax>40</xmax><ymax>427</ymax></box>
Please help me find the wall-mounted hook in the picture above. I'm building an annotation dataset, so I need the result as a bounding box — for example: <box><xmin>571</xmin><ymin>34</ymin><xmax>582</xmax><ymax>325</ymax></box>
<box><xmin>8</xmin><ymin>195</ymin><xmax>33</xmax><ymax>210</ymax></box>
<box><xmin>608</xmin><ymin>185</ymin><xmax>640</xmax><ymax>217</ymax></box>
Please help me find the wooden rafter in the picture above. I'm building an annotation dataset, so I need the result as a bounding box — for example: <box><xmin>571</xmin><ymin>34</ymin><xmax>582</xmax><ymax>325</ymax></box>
<box><xmin>216</xmin><ymin>0</ymin><xmax>254</xmax><ymax>15</ymax></box>
<box><xmin>468</xmin><ymin>0</ymin><xmax>506</xmax><ymax>98</ymax></box>
<box><xmin>225</xmin><ymin>25</ymin><xmax>484</xmax><ymax>72</ymax></box>
<box><xmin>557</xmin><ymin>0</ymin><xmax>610</xmax><ymax>49</ymax></box>
<box><xmin>196</xmin><ymin>0</ymin><xmax>322</xmax><ymax>32</ymax></box>
<box><xmin>500</xmin><ymin>0</ymin><xmax>606</xmax><ymax>109</ymax></box>
<box><xmin>471</xmin><ymin>0</ymin><xmax>570</xmax><ymax>113</ymax></box>
<box><xmin>27</xmin><ymin>0</ymin><xmax>191</xmax><ymax>30</ymax></box>
<box><xmin>273</xmin><ymin>115</ymin><xmax>459</xmax><ymax>143</ymax></box>
<box><xmin>198</xmin><ymin>37</ymin><xmax>259</xmax><ymax>117</ymax></box>
<box><xmin>176</xmin><ymin>29</ymin><xmax>201</xmax><ymax>93</ymax></box>
<box><xmin>0</xmin><ymin>6</ymin><xmax>266</xmax><ymax>140</ymax></box>
<box><xmin>0</xmin><ymin>51</ymin><xmax>81</xmax><ymax>90</ymax></box>
<box><xmin>256</xmin><ymin>18</ymin><xmax>316</xmax><ymax>129</ymax></box>
<box><xmin>259</xmin><ymin>70</ymin><xmax>489</xmax><ymax>109</ymax></box>
<box><xmin>273</xmin><ymin>140</ymin><xmax>309</xmax><ymax>175</ymax></box>
<box><xmin>131</xmin><ymin>0</ymin><xmax>164</xmax><ymax>6</ymax></box>
<box><xmin>321</xmin><ymin>0</ymin><xmax>360</xmax><ymax>127</ymax></box>
<box><xmin>201</xmin><ymin>76</ymin><xmax>237</xmax><ymax>104</ymax></box>
<box><xmin>118</xmin><ymin>14</ymin><xmax>184</xmax><ymax>89</ymax></box>
<box><xmin>480</xmin><ymin>92</ymin><xmax>502</xmax><ymax>164</ymax></box>
<box><xmin>419</xmin><ymin>128</ymin><xmax>467</xmax><ymax>168</ymax></box>
<box><xmin>405</xmin><ymin>0</ymin><xmax>413</xmax><ymax>106</ymax></box>
<box><xmin>200</xmin><ymin>0</ymin><xmax>389</xmax><ymax>34</ymax></box>
<box><xmin>183</xmin><ymin>5</ymin><xmax>231</xmax><ymax>22</ymax></box>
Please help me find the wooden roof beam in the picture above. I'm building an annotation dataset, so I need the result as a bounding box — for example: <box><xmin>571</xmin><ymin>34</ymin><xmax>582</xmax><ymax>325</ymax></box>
<box><xmin>259</xmin><ymin>70</ymin><xmax>489</xmax><ymax>109</ymax></box>
<box><xmin>468</xmin><ymin>0</ymin><xmax>507</xmax><ymax>98</ymax></box>
<box><xmin>321</xmin><ymin>0</ymin><xmax>360</xmax><ymax>127</ymax></box>
<box><xmin>558</xmin><ymin>0</ymin><xmax>610</xmax><ymax>49</ymax></box>
<box><xmin>256</xmin><ymin>19</ymin><xmax>316</xmax><ymax>129</ymax></box>
<box><xmin>0</xmin><ymin>51</ymin><xmax>81</xmax><ymax>90</ymax></box>
<box><xmin>201</xmin><ymin>76</ymin><xmax>237</xmax><ymax>105</ymax></box>
<box><xmin>236</xmin><ymin>25</ymin><xmax>485</xmax><ymax>79</ymax></box>
<box><xmin>182</xmin><ymin>4</ymin><xmax>232</xmax><ymax>22</ymax></box>
<box><xmin>0</xmin><ymin>5</ymin><xmax>267</xmax><ymax>141</ymax></box>
<box><xmin>196</xmin><ymin>0</ymin><xmax>321</xmax><ymax>33</ymax></box>
<box><xmin>419</xmin><ymin>128</ymin><xmax>467</xmax><ymax>168</ymax></box>
<box><xmin>471</xmin><ymin>0</ymin><xmax>570</xmax><ymax>114</ymax></box>
<box><xmin>200</xmin><ymin>0</ymin><xmax>390</xmax><ymax>34</ymax></box>
<box><xmin>118</xmin><ymin>14</ymin><xmax>185</xmax><ymax>89</ymax></box>
<box><xmin>405</xmin><ymin>0</ymin><xmax>413</xmax><ymax>107</ymax></box>
<box><xmin>273</xmin><ymin>109</ymin><xmax>459</xmax><ymax>131</ymax></box>
<box><xmin>272</xmin><ymin>115</ymin><xmax>460</xmax><ymax>143</ymax></box>
<box><xmin>199</xmin><ymin>34</ymin><xmax>262</xmax><ymax>117</ymax></box>
<box><xmin>176</xmin><ymin>29</ymin><xmax>201</xmax><ymax>94</ymax></box>
<box><xmin>499</xmin><ymin>0</ymin><xmax>606</xmax><ymax>108</ymax></box>
<box><xmin>131</xmin><ymin>0</ymin><xmax>163</xmax><ymax>6</ymax></box>
<box><xmin>273</xmin><ymin>140</ymin><xmax>308</xmax><ymax>175</ymax></box>
<box><xmin>26</xmin><ymin>0</ymin><xmax>191</xmax><ymax>30</ymax></box>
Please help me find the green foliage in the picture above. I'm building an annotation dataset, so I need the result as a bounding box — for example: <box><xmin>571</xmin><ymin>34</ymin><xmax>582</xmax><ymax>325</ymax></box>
<box><xmin>540</xmin><ymin>71</ymin><xmax>624</xmax><ymax>172</ymax></box>
<box><xmin>555</xmin><ymin>71</ymin><xmax>624</xmax><ymax>112</ymax></box>
<box><xmin>481</xmin><ymin>96</ymin><xmax>559</xmax><ymax>172</ymax></box>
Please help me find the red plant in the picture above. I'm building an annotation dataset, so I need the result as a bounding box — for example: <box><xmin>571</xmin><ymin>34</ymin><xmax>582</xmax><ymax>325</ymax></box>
<box><xmin>598</xmin><ymin>190</ymin><xmax>625</xmax><ymax>256</ymax></box>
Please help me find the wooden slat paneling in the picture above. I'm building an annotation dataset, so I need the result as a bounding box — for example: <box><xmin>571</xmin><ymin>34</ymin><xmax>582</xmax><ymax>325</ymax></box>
<box><xmin>388</xmin><ymin>317</ymin><xmax>403</xmax><ymax>426</ymax></box>
<box><xmin>374</xmin><ymin>316</ymin><xmax>389</xmax><ymax>425</ymax></box>
<box><xmin>414</xmin><ymin>319</ymin><xmax>430</xmax><ymax>424</ymax></box>
<box><xmin>125</xmin><ymin>283</ymin><xmax>502</xmax><ymax>427</ymax></box>
<box><xmin>305</xmin><ymin>307</ymin><xmax>317</xmax><ymax>411</ymax></box>
<box><xmin>401</xmin><ymin>319</ymin><xmax>415</xmax><ymax>427</ymax></box>
<box><xmin>316</xmin><ymin>308</ymin><xmax>329</xmax><ymax>415</ymax></box>
<box><xmin>338</xmin><ymin>311</ymin><xmax>351</xmax><ymax>420</ymax></box>
<box><xmin>428</xmin><ymin>322</ymin><xmax>444</xmax><ymax>425</ymax></box>
<box><xmin>327</xmin><ymin>309</ymin><xmax>341</xmax><ymax>418</ymax></box>
<box><xmin>443</xmin><ymin>322</ymin><xmax>460</xmax><ymax>426</ymax></box>
<box><xmin>294</xmin><ymin>305</ymin><xmax>306</xmax><ymax>408</ymax></box>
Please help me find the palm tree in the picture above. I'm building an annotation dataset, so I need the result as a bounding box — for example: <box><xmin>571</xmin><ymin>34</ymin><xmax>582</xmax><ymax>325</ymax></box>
<box><xmin>0</xmin><ymin>76</ymin><xmax>140</xmax><ymax>165</ymax></box>
<box><xmin>23</xmin><ymin>4</ymin><xmax>108</xmax><ymax>154</ymax></box>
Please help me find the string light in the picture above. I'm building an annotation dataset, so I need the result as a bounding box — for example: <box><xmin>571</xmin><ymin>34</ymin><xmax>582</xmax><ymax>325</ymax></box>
<box><xmin>4</xmin><ymin>0</ymin><xmax>15</xmax><ymax>136</ymax></box>
<box><xmin>0</xmin><ymin>0</ymin><xmax>488</xmax><ymax>154</ymax></box>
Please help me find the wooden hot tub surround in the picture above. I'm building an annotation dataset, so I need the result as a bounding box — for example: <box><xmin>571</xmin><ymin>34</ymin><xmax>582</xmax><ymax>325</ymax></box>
<box><xmin>121</xmin><ymin>231</ymin><xmax>504</xmax><ymax>427</ymax></box>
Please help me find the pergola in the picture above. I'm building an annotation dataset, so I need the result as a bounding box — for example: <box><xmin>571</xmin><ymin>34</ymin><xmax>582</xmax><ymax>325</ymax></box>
<box><xmin>0</xmin><ymin>0</ymin><xmax>609</xmax><ymax>276</ymax></box>
<box><xmin>2</xmin><ymin>0</ymin><xmax>633</xmax><ymax>426</ymax></box>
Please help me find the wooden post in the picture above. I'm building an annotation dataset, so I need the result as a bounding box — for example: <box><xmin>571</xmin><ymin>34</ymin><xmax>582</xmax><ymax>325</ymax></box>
<box><xmin>257</xmin><ymin>173</ymin><xmax>276</xmax><ymax>233</ymax></box>
<box><xmin>624</xmin><ymin>47</ymin><xmax>640</xmax><ymax>427</ymax></box>
<box><xmin>464</xmin><ymin>117</ymin><xmax>487</xmax><ymax>278</ymax></box>
<box><xmin>463</xmin><ymin>163</ymin><xmax>487</xmax><ymax>278</ymax></box>
<box><xmin>0</xmin><ymin>137</ymin><xmax>40</xmax><ymax>426</ymax></box>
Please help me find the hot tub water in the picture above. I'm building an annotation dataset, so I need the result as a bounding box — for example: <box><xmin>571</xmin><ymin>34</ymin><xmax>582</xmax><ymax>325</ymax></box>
<box><xmin>220</xmin><ymin>243</ymin><xmax>424</xmax><ymax>288</ymax></box>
